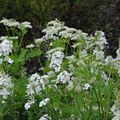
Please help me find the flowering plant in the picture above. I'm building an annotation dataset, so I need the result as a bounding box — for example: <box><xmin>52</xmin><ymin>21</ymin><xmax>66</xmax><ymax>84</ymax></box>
<box><xmin>0</xmin><ymin>18</ymin><xmax>120</xmax><ymax>120</ymax></box>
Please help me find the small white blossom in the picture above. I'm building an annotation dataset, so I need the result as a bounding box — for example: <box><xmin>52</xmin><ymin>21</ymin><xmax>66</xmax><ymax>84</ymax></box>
<box><xmin>93</xmin><ymin>50</ymin><xmax>105</xmax><ymax>61</ymax></box>
<box><xmin>34</xmin><ymin>38</ymin><xmax>45</xmax><ymax>46</ymax></box>
<box><xmin>49</xmin><ymin>51</ymin><xmax>64</xmax><ymax>72</ymax></box>
<box><xmin>116</xmin><ymin>48</ymin><xmax>120</xmax><ymax>58</ymax></box>
<box><xmin>26</xmin><ymin>73</ymin><xmax>45</xmax><ymax>98</ymax></box>
<box><xmin>18</xmin><ymin>21</ymin><xmax>32</xmax><ymax>29</ymax></box>
<box><xmin>0</xmin><ymin>18</ymin><xmax>19</xmax><ymax>27</ymax></box>
<box><xmin>47</xmin><ymin>71</ymin><xmax>55</xmax><ymax>77</ymax></box>
<box><xmin>105</xmin><ymin>55</ymin><xmax>113</xmax><ymax>63</ymax></box>
<box><xmin>39</xmin><ymin>98</ymin><xmax>50</xmax><ymax>107</ymax></box>
<box><xmin>4</xmin><ymin>56</ymin><xmax>14</xmax><ymax>64</ymax></box>
<box><xmin>26</xmin><ymin>44</ymin><xmax>35</xmax><ymax>48</ymax></box>
<box><xmin>111</xmin><ymin>104</ymin><xmax>120</xmax><ymax>120</ymax></box>
<box><xmin>83</xmin><ymin>83</ymin><xmax>91</xmax><ymax>90</ymax></box>
<box><xmin>47</xmin><ymin>47</ymin><xmax>64</xmax><ymax>56</ymax></box>
<box><xmin>47</xmin><ymin>48</ymin><xmax>64</xmax><ymax>72</ymax></box>
<box><xmin>95</xmin><ymin>31</ymin><xmax>108</xmax><ymax>45</ymax></box>
<box><xmin>66</xmin><ymin>55</ymin><xmax>75</xmax><ymax>61</ymax></box>
<box><xmin>39</xmin><ymin>114</ymin><xmax>51</xmax><ymax>120</ymax></box>
<box><xmin>19</xmin><ymin>21</ymin><xmax>32</xmax><ymax>29</ymax></box>
<box><xmin>0</xmin><ymin>39</ymin><xmax>14</xmax><ymax>64</ymax></box>
<box><xmin>0</xmin><ymin>39</ymin><xmax>13</xmax><ymax>55</ymax></box>
<box><xmin>57</xmin><ymin>71</ymin><xmax>72</xmax><ymax>84</ymax></box>
<box><xmin>26</xmin><ymin>73</ymin><xmax>50</xmax><ymax>101</ymax></box>
<box><xmin>0</xmin><ymin>36</ymin><xmax>18</xmax><ymax>41</ymax></box>
<box><xmin>24</xmin><ymin>100</ymin><xmax>35</xmax><ymax>110</ymax></box>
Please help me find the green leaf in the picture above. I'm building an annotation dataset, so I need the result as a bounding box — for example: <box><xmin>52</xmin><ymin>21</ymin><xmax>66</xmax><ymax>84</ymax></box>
<box><xmin>25</xmin><ymin>48</ymin><xmax>42</xmax><ymax>60</ymax></box>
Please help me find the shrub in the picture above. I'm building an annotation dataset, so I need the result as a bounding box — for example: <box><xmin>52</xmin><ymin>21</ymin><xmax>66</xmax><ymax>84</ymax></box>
<box><xmin>0</xmin><ymin>18</ymin><xmax>120</xmax><ymax>120</ymax></box>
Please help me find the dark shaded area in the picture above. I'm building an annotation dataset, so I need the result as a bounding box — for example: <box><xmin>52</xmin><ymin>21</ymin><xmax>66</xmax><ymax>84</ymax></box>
<box><xmin>0</xmin><ymin>0</ymin><xmax>119</xmax><ymax>57</ymax></box>
<box><xmin>61</xmin><ymin>0</ymin><xmax>120</xmax><ymax>57</ymax></box>
<box><xmin>0</xmin><ymin>0</ymin><xmax>120</xmax><ymax>74</ymax></box>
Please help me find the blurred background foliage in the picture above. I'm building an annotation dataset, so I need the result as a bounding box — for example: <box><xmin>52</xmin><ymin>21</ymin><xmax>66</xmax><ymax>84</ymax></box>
<box><xmin>0</xmin><ymin>0</ymin><xmax>120</xmax><ymax>57</ymax></box>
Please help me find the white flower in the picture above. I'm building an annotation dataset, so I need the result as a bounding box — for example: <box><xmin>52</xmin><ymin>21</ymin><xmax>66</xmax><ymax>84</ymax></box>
<box><xmin>34</xmin><ymin>38</ymin><xmax>45</xmax><ymax>46</ymax></box>
<box><xmin>111</xmin><ymin>104</ymin><xmax>120</xmax><ymax>120</ymax></box>
<box><xmin>66</xmin><ymin>81</ymin><xmax>74</xmax><ymax>91</ymax></box>
<box><xmin>96</xmin><ymin>31</ymin><xmax>108</xmax><ymax>45</ymax></box>
<box><xmin>47</xmin><ymin>48</ymin><xmax>64</xmax><ymax>72</ymax></box>
<box><xmin>0</xmin><ymin>18</ymin><xmax>19</xmax><ymax>27</ymax></box>
<box><xmin>0</xmin><ymin>38</ymin><xmax>14</xmax><ymax>64</ymax></box>
<box><xmin>0</xmin><ymin>36</ymin><xmax>8</xmax><ymax>41</ymax></box>
<box><xmin>0</xmin><ymin>36</ymin><xmax>18</xmax><ymax>41</ymax></box>
<box><xmin>93</xmin><ymin>50</ymin><xmax>105</xmax><ymax>61</ymax></box>
<box><xmin>71</xmin><ymin>43</ymin><xmax>81</xmax><ymax>48</ymax></box>
<box><xmin>39</xmin><ymin>114</ymin><xmax>51</xmax><ymax>120</ymax></box>
<box><xmin>49</xmin><ymin>51</ymin><xmax>64</xmax><ymax>72</ymax></box>
<box><xmin>0</xmin><ymin>18</ymin><xmax>9</xmax><ymax>25</ymax></box>
<box><xmin>59</xmin><ymin>31</ymin><xmax>71</xmax><ymax>38</ymax></box>
<box><xmin>105</xmin><ymin>56</ymin><xmax>113</xmax><ymax>63</ymax></box>
<box><xmin>71</xmin><ymin>30</ymin><xmax>88</xmax><ymax>40</ymax></box>
<box><xmin>24</xmin><ymin>100</ymin><xmax>35</xmax><ymax>110</ymax></box>
<box><xmin>18</xmin><ymin>21</ymin><xmax>32</xmax><ymax>29</ymax></box>
<box><xmin>26</xmin><ymin>44</ymin><xmax>35</xmax><ymax>48</ymax></box>
<box><xmin>57</xmin><ymin>71</ymin><xmax>72</xmax><ymax>84</ymax></box>
<box><xmin>0</xmin><ymin>39</ymin><xmax>13</xmax><ymax>55</ymax></box>
<box><xmin>102</xmin><ymin>72</ymin><xmax>108</xmax><ymax>82</ymax></box>
<box><xmin>116</xmin><ymin>48</ymin><xmax>120</xmax><ymax>57</ymax></box>
<box><xmin>66</xmin><ymin>55</ymin><xmax>75</xmax><ymax>61</ymax></box>
<box><xmin>0</xmin><ymin>71</ymin><xmax>14</xmax><ymax>99</ymax></box>
<box><xmin>0</xmin><ymin>18</ymin><xmax>32</xmax><ymax>29</ymax></box>
<box><xmin>21</xmin><ymin>21</ymin><xmax>32</xmax><ymax>28</ymax></box>
<box><xmin>39</xmin><ymin>98</ymin><xmax>50</xmax><ymax>107</ymax></box>
<box><xmin>8</xmin><ymin>21</ymin><xmax>19</xmax><ymax>27</ymax></box>
<box><xmin>4</xmin><ymin>56</ymin><xmax>14</xmax><ymax>64</ymax></box>
<box><xmin>83</xmin><ymin>83</ymin><xmax>91</xmax><ymax>90</ymax></box>
<box><xmin>26</xmin><ymin>73</ymin><xmax>49</xmax><ymax>101</ymax></box>
<box><xmin>47</xmin><ymin>47</ymin><xmax>64</xmax><ymax>55</ymax></box>
<box><xmin>47</xmin><ymin>71</ymin><xmax>55</xmax><ymax>77</ymax></box>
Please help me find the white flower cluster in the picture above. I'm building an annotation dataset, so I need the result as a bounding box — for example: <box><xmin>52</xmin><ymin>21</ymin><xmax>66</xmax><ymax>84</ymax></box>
<box><xmin>0</xmin><ymin>18</ymin><xmax>19</xmax><ymax>27</ymax></box>
<box><xmin>24</xmin><ymin>100</ymin><xmax>35</xmax><ymax>110</ymax></box>
<box><xmin>0</xmin><ymin>18</ymin><xmax>32</xmax><ymax>29</ymax></box>
<box><xmin>103</xmin><ymin>49</ymin><xmax>120</xmax><ymax>76</ymax></box>
<box><xmin>115</xmin><ymin>50</ymin><xmax>120</xmax><ymax>76</ymax></box>
<box><xmin>26</xmin><ymin>44</ymin><xmax>35</xmax><ymax>49</ymax></box>
<box><xmin>39</xmin><ymin>98</ymin><xmax>50</xmax><ymax>107</ymax></box>
<box><xmin>42</xmin><ymin>19</ymin><xmax>64</xmax><ymax>40</ymax></box>
<box><xmin>0</xmin><ymin>36</ymin><xmax>18</xmax><ymax>41</ymax></box>
<box><xmin>83</xmin><ymin>83</ymin><xmax>91</xmax><ymax>90</ymax></box>
<box><xmin>57</xmin><ymin>71</ymin><xmax>72</xmax><ymax>84</ymax></box>
<box><xmin>95</xmin><ymin>31</ymin><xmax>108</xmax><ymax>46</ymax></box>
<box><xmin>39</xmin><ymin>114</ymin><xmax>51</xmax><ymax>120</ymax></box>
<box><xmin>26</xmin><ymin>73</ymin><xmax>48</xmax><ymax>99</ymax></box>
<box><xmin>0</xmin><ymin>71</ymin><xmax>14</xmax><ymax>99</ymax></box>
<box><xmin>45</xmin><ymin>19</ymin><xmax>88</xmax><ymax>40</ymax></box>
<box><xmin>0</xmin><ymin>39</ymin><xmax>13</xmax><ymax>64</ymax></box>
<box><xmin>92</xmin><ymin>31</ymin><xmax>108</xmax><ymax>61</ymax></box>
<box><xmin>25</xmin><ymin>73</ymin><xmax>49</xmax><ymax>110</ymax></box>
<box><xmin>93</xmin><ymin>50</ymin><xmax>105</xmax><ymax>61</ymax></box>
<box><xmin>34</xmin><ymin>19</ymin><xmax>88</xmax><ymax>44</ymax></box>
<box><xmin>111</xmin><ymin>104</ymin><xmax>120</xmax><ymax>120</ymax></box>
<box><xmin>47</xmin><ymin>48</ymin><xmax>64</xmax><ymax>72</ymax></box>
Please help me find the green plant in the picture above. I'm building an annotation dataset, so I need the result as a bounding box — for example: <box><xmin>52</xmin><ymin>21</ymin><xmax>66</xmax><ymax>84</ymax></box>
<box><xmin>0</xmin><ymin>18</ymin><xmax>120</xmax><ymax>120</ymax></box>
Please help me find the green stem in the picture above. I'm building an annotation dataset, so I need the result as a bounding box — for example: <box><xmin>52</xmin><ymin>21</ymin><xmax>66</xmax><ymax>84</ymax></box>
<box><xmin>93</xmin><ymin>87</ymin><xmax>102</xmax><ymax>119</ymax></box>
<box><xmin>0</xmin><ymin>100</ymin><xmax>3</xmax><ymax>120</ymax></box>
